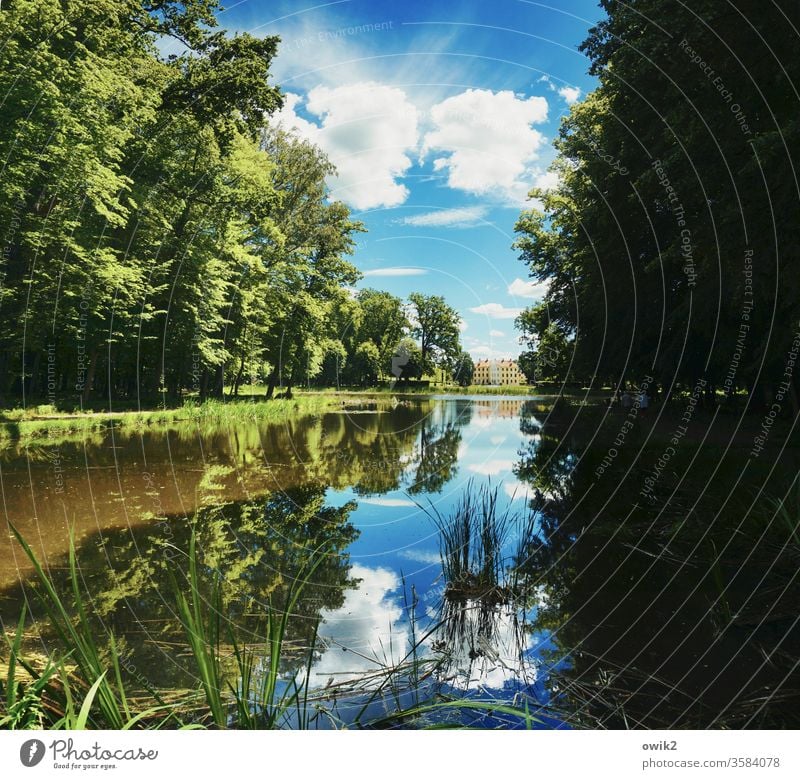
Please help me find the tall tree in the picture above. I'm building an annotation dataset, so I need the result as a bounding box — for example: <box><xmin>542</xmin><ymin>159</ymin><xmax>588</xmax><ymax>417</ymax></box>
<box><xmin>356</xmin><ymin>289</ymin><xmax>409</xmax><ymax>378</ymax></box>
<box><xmin>514</xmin><ymin>0</ymin><xmax>800</xmax><ymax>404</ymax></box>
<box><xmin>407</xmin><ymin>293</ymin><xmax>462</xmax><ymax>376</ymax></box>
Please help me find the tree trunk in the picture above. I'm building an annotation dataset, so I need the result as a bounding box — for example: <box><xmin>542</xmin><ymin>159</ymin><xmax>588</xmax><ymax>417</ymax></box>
<box><xmin>231</xmin><ymin>354</ymin><xmax>245</xmax><ymax>398</ymax></box>
<box><xmin>199</xmin><ymin>367</ymin><xmax>209</xmax><ymax>402</ymax></box>
<box><xmin>212</xmin><ymin>363</ymin><xmax>224</xmax><ymax>399</ymax></box>
<box><xmin>265</xmin><ymin>370</ymin><xmax>277</xmax><ymax>399</ymax></box>
<box><xmin>82</xmin><ymin>347</ymin><xmax>99</xmax><ymax>405</ymax></box>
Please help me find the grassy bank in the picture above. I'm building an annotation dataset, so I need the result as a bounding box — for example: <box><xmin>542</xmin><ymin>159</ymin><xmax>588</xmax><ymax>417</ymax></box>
<box><xmin>0</xmin><ymin>396</ymin><xmax>339</xmax><ymax>446</ymax></box>
<box><xmin>1</xmin><ymin>524</ymin><xmax>543</xmax><ymax>731</ymax></box>
<box><xmin>229</xmin><ymin>382</ymin><xmax>537</xmax><ymax>397</ymax></box>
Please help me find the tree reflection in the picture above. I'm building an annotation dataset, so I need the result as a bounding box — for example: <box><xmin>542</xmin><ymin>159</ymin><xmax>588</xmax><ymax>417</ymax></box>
<box><xmin>3</xmin><ymin>486</ymin><xmax>360</xmax><ymax>690</ymax></box>
<box><xmin>510</xmin><ymin>403</ymin><xmax>800</xmax><ymax>728</ymax></box>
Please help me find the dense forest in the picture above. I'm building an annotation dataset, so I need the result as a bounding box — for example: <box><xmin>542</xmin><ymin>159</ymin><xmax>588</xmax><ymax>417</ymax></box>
<box><xmin>515</xmin><ymin>0</ymin><xmax>800</xmax><ymax>408</ymax></box>
<box><xmin>0</xmin><ymin>0</ymin><xmax>469</xmax><ymax>406</ymax></box>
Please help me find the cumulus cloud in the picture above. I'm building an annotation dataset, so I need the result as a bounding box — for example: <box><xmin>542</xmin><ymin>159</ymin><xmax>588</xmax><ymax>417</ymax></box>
<box><xmin>362</xmin><ymin>267</ymin><xmax>427</xmax><ymax>277</ymax></box>
<box><xmin>558</xmin><ymin>86</ymin><xmax>582</xmax><ymax>105</ymax></box>
<box><xmin>273</xmin><ymin>83</ymin><xmax>420</xmax><ymax>210</ymax></box>
<box><xmin>507</xmin><ymin>277</ymin><xmax>550</xmax><ymax>300</ymax></box>
<box><xmin>534</xmin><ymin>170</ymin><xmax>560</xmax><ymax>191</ymax></box>
<box><xmin>468</xmin><ymin>459</ymin><xmax>515</xmax><ymax>476</ymax></box>
<box><xmin>399</xmin><ymin>205</ymin><xmax>489</xmax><ymax>228</ymax></box>
<box><xmin>422</xmin><ymin>89</ymin><xmax>548</xmax><ymax>204</ymax></box>
<box><xmin>469</xmin><ymin>302</ymin><xmax>523</xmax><ymax>319</ymax></box>
<box><xmin>310</xmin><ymin>565</ymin><xmax>406</xmax><ymax>681</ymax></box>
<box><xmin>489</xmin><ymin>329</ymin><xmax>505</xmax><ymax>337</ymax></box>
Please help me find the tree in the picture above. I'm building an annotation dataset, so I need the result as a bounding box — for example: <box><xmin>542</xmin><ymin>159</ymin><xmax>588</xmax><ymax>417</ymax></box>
<box><xmin>0</xmin><ymin>1</ymin><xmax>368</xmax><ymax>408</ymax></box>
<box><xmin>349</xmin><ymin>341</ymin><xmax>381</xmax><ymax>386</ymax></box>
<box><xmin>407</xmin><ymin>293</ymin><xmax>461</xmax><ymax>376</ymax></box>
<box><xmin>356</xmin><ymin>289</ymin><xmax>409</xmax><ymax>377</ymax></box>
<box><xmin>514</xmin><ymin>0</ymin><xmax>800</xmax><ymax>404</ymax></box>
<box><xmin>390</xmin><ymin>338</ymin><xmax>424</xmax><ymax>384</ymax></box>
<box><xmin>517</xmin><ymin>352</ymin><xmax>537</xmax><ymax>384</ymax></box>
<box><xmin>451</xmin><ymin>350</ymin><xmax>475</xmax><ymax>387</ymax></box>
<box><xmin>516</xmin><ymin>305</ymin><xmax>572</xmax><ymax>383</ymax></box>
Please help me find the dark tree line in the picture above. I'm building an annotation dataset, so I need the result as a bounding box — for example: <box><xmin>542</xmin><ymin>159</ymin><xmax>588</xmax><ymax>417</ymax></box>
<box><xmin>514</xmin><ymin>0</ymin><xmax>800</xmax><ymax>408</ymax></box>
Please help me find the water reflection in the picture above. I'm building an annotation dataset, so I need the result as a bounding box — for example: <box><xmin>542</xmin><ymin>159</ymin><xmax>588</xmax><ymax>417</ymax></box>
<box><xmin>1</xmin><ymin>395</ymin><xmax>797</xmax><ymax>727</ymax></box>
<box><xmin>512</xmin><ymin>400</ymin><xmax>800</xmax><ymax>728</ymax></box>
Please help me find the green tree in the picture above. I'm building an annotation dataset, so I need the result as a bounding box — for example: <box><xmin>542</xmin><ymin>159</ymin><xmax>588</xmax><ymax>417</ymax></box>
<box><xmin>349</xmin><ymin>341</ymin><xmax>381</xmax><ymax>386</ymax></box>
<box><xmin>390</xmin><ymin>337</ymin><xmax>424</xmax><ymax>385</ymax></box>
<box><xmin>514</xmin><ymin>0</ymin><xmax>800</xmax><ymax>404</ymax></box>
<box><xmin>259</xmin><ymin>130</ymin><xmax>364</xmax><ymax>399</ymax></box>
<box><xmin>407</xmin><ymin>293</ymin><xmax>461</xmax><ymax>376</ymax></box>
<box><xmin>356</xmin><ymin>289</ymin><xmax>409</xmax><ymax>378</ymax></box>
<box><xmin>451</xmin><ymin>350</ymin><xmax>475</xmax><ymax>387</ymax></box>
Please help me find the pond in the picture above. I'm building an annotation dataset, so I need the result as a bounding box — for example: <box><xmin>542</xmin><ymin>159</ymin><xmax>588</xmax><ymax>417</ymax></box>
<box><xmin>1</xmin><ymin>396</ymin><xmax>798</xmax><ymax>728</ymax></box>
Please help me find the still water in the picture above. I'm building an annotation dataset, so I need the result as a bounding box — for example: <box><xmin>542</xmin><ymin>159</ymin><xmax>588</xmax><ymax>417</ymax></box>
<box><xmin>1</xmin><ymin>396</ymin><xmax>797</xmax><ymax>728</ymax></box>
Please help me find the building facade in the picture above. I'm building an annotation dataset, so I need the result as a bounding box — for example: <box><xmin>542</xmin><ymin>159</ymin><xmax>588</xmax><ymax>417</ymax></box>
<box><xmin>473</xmin><ymin>358</ymin><xmax>526</xmax><ymax>385</ymax></box>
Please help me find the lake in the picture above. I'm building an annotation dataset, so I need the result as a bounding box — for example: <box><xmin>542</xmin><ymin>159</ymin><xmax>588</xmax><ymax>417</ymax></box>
<box><xmin>1</xmin><ymin>395</ymin><xmax>798</xmax><ymax>728</ymax></box>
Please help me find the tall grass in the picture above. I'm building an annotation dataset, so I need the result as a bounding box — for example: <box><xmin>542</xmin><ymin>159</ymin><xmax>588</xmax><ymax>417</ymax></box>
<box><xmin>422</xmin><ymin>481</ymin><xmax>515</xmax><ymax>601</ymax></box>
<box><xmin>2</xmin><ymin>502</ymin><xmax>552</xmax><ymax>730</ymax></box>
<box><xmin>0</xmin><ymin>395</ymin><xmax>337</xmax><ymax>446</ymax></box>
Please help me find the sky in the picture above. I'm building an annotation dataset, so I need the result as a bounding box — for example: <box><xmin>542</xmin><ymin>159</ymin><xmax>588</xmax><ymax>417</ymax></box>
<box><xmin>211</xmin><ymin>0</ymin><xmax>604</xmax><ymax>360</ymax></box>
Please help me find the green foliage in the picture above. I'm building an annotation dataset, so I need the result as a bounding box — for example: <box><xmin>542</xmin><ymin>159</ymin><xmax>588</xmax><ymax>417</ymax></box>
<box><xmin>391</xmin><ymin>337</ymin><xmax>425</xmax><ymax>383</ymax></box>
<box><xmin>513</xmin><ymin>0</ymin><xmax>800</xmax><ymax>399</ymax></box>
<box><xmin>0</xmin><ymin>1</ymin><xmax>363</xmax><ymax>407</ymax></box>
<box><xmin>356</xmin><ymin>288</ymin><xmax>410</xmax><ymax>375</ymax></box>
<box><xmin>516</xmin><ymin>312</ymin><xmax>573</xmax><ymax>383</ymax></box>
<box><xmin>408</xmin><ymin>293</ymin><xmax>462</xmax><ymax>375</ymax></box>
<box><xmin>450</xmin><ymin>350</ymin><xmax>475</xmax><ymax>387</ymax></box>
<box><xmin>350</xmin><ymin>341</ymin><xmax>382</xmax><ymax>386</ymax></box>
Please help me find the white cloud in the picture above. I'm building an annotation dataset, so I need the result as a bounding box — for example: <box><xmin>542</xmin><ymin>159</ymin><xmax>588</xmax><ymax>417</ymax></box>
<box><xmin>534</xmin><ymin>170</ymin><xmax>560</xmax><ymax>191</ymax></box>
<box><xmin>398</xmin><ymin>548</ymin><xmax>442</xmax><ymax>565</ymax></box>
<box><xmin>469</xmin><ymin>302</ymin><xmax>523</xmax><ymax>320</ymax></box>
<box><xmin>558</xmin><ymin>86</ymin><xmax>582</xmax><ymax>105</ymax></box>
<box><xmin>363</xmin><ymin>267</ymin><xmax>427</xmax><ymax>277</ymax></box>
<box><xmin>489</xmin><ymin>329</ymin><xmax>505</xmax><ymax>337</ymax></box>
<box><xmin>359</xmin><ymin>497</ymin><xmax>416</xmax><ymax>508</ymax></box>
<box><xmin>310</xmin><ymin>565</ymin><xmax>407</xmax><ymax>681</ymax></box>
<box><xmin>503</xmin><ymin>480</ymin><xmax>531</xmax><ymax>501</ymax></box>
<box><xmin>273</xmin><ymin>83</ymin><xmax>420</xmax><ymax>210</ymax></box>
<box><xmin>442</xmin><ymin>604</ymin><xmax>537</xmax><ymax>691</ymax></box>
<box><xmin>458</xmin><ymin>318</ymin><xmax>469</xmax><ymax>333</ymax></box>
<box><xmin>422</xmin><ymin>89</ymin><xmax>548</xmax><ymax>204</ymax></box>
<box><xmin>468</xmin><ymin>459</ymin><xmax>515</xmax><ymax>476</ymax></box>
<box><xmin>507</xmin><ymin>277</ymin><xmax>550</xmax><ymax>300</ymax></box>
<box><xmin>539</xmin><ymin>77</ymin><xmax>582</xmax><ymax>106</ymax></box>
<box><xmin>399</xmin><ymin>205</ymin><xmax>489</xmax><ymax>228</ymax></box>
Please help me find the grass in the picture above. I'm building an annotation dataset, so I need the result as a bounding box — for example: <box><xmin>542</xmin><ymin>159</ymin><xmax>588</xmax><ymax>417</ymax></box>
<box><xmin>0</xmin><ymin>395</ymin><xmax>338</xmax><ymax>446</ymax></box>
<box><xmin>1</xmin><ymin>517</ymin><xmax>547</xmax><ymax>730</ymax></box>
<box><xmin>421</xmin><ymin>481</ymin><xmax>519</xmax><ymax>602</ymax></box>
<box><xmin>234</xmin><ymin>382</ymin><xmax>570</xmax><ymax>398</ymax></box>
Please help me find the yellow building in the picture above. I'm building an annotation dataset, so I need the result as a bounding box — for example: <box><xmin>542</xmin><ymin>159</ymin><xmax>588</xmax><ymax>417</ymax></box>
<box><xmin>473</xmin><ymin>358</ymin><xmax>526</xmax><ymax>385</ymax></box>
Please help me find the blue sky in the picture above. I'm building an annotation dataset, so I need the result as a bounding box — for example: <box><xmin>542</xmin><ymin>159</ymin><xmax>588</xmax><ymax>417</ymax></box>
<box><xmin>216</xmin><ymin>0</ymin><xmax>604</xmax><ymax>359</ymax></box>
